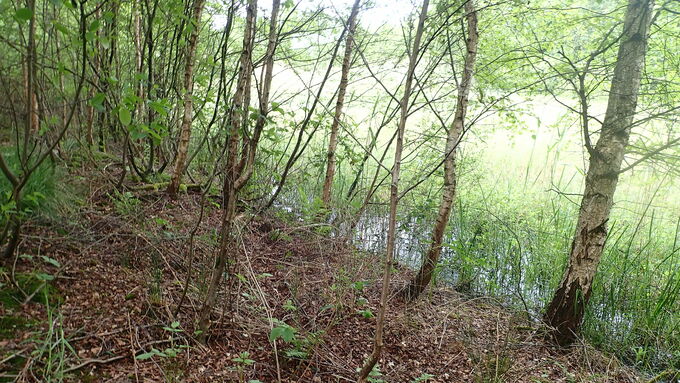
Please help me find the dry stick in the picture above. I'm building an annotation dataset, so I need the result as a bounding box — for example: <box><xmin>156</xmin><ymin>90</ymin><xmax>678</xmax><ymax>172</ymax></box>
<box><xmin>346</xmin><ymin>33</ymin><xmax>461</xmax><ymax>231</ymax></box>
<box><xmin>127</xmin><ymin>313</ymin><xmax>140</xmax><ymax>383</ymax></box>
<box><xmin>22</xmin><ymin>263</ymin><xmax>67</xmax><ymax>305</ymax></box>
<box><xmin>357</xmin><ymin>0</ymin><xmax>430</xmax><ymax>380</ymax></box>
<box><xmin>69</xmin><ymin>324</ymin><xmax>156</xmax><ymax>343</ymax></box>
<box><xmin>282</xmin><ymin>64</ymin><xmax>398</xmax><ymax>188</ymax></box>
<box><xmin>173</xmin><ymin>188</ymin><xmax>209</xmax><ymax>317</ymax></box>
<box><xmin>342</xmin><ymin>42</ymin><xmax>430</xmax><ymax>199</ymax></box>
<box><xmin>174</xmin><ymin>97</ymin><xmax>233</xmax><ymax>318</ymax></box>
<box><xmin>0</xmin><ymin>348</ymin><xmax>29</xmax><ymax>366</ymax></box>
<box><xmin>62</xmin><ymin>355</ymin><xmax>127</xmax><ymax>374</ymax></box>
<box><xmin>345</xmin><ymin>101</ymin><xmax>399</xmax><ymax>200</ymax></box>
<box><xmin>647</xmin><ymin>370</ymin><xmax>680</xmax><ymax>383</ymax></box>
<box><xmin>185</xmin><ymin>6</ymin><xmax>237</xmax><ymax>173</ymax></box>
<box><xmin>235</xmin><ymin>0</ymin><xmax>282</xmax><ymax>191</ymax></box>
<box><xmin>205</xmin><ymin>0</ymin><xmax>284</xmax><ymax>329</ymax></box>
<box><xmin>342</xmin><ymin>27</ymin><xmax>411</xmax><ymax>200</ymax></box>
<box><xmin>61</xmin><ymin>335</ymin><xmax>184</xmax><ymax>375</ymax></box>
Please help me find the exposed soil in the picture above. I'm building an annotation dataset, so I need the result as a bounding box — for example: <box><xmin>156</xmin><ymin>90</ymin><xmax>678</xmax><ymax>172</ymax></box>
<box><xmin>0</xmin><ymin>177</ymin><xmax>642</xmax><ymax>382</ymax></box>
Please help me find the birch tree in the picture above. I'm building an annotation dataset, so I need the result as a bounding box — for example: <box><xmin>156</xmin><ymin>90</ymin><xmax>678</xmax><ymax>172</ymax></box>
<box><xmin>321</xmin><ymin>0</ymin><xmax>361</xmax><ymax>207</ymax></box>
<box><xmin>198</xmin><ymin>0</ymin><xmax>258</xmax><ymax>336</ymax></box>
<box><xmin>357</xmin><ymin>0</ymin><xmax>430</xmax><ymax>379</ymax></box>
<box><xmin>167</xmin><ymin>0</ymin><xmax>207</xmax><ymax>196</ymax></box>
<box><xmin>543</xmin><ymin>0</ymin><xmax>655</xmax><ymax>345</ymax></box>
<box><xmin>198</xmin><ymin>0</ymin><xmax>283</xmax><ymax>336</ymax></box>
<box><xmin>402</xmin><ymin>0</ymin><xmax>478</xmax><ymax>302</ymax></box>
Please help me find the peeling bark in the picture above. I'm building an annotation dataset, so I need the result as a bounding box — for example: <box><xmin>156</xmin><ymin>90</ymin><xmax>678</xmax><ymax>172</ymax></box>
<box><xmin>167</xmin><ymin>0</ymin><xmax>207</xmax><ymax>196</ymax></box>
<box><xmin>198</xmin><ymin>0</ymin><xmax>258</xmax><ymax>337</ymax></box>
<box><xmin>235</xmin><ymin>0</ymin><xmax>281</xmax><ymax>191</ymax></box>
<box><xmin>23</xmin><ymin>0</ymin><xmax>38</xmax><ymax>166</ymax></box>
<box><xmin>544</xmin><ymin>0</ymin><xmax>654</xmax><ymax>345</ymax></box>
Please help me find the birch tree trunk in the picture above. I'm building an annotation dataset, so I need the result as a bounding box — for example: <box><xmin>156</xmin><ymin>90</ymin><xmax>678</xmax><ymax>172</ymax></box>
<box><xmin>167</xmin><ymin>0</ymin><xmax>207</xmax><ymax>196</ymax></box>
<box><xmin>234</xmin><ymin>0</ymin><xmax>280</xmax><ymax>190</ymax></box>
<box><xmin>86</xmin><ymin>6</ymin><xmax>99</xmax><ymax>149</ymax></box>
<box><xmin>134</xmin><ymin>2</ymin><xmax>143</xmax><ymax>120</ymax></box>
<box><xmin>23</xmin><ymin>0</ymin><xmax>38</xmax><ymax>166</ymax></box>
<box><xmin>357</xmin><ymin>0</ymin><xmax>429</xmax><ymax>380</ymax></box>
<box><xmin>402</xmin><ymin>0</ymin><xmax>478</xmax><ymax>302</ymax></box>
<box><xmin>543</xmin><ymin>0</ymin><xmax>654</xmax><ymax>345</ymax></box>
<box><xmin>263</xmin><ymin>11</ymin><xmax>353</xmax><ymax>210</ymax></box>
<box><xmin>321</xmin><ymin>0</ymin><xmax>361</xmax><ymax>207</ymax></box>
<box><xmin>197</xmin><ymin>0</ymin><xmax>258</xmax><ymax>337</ymax></box>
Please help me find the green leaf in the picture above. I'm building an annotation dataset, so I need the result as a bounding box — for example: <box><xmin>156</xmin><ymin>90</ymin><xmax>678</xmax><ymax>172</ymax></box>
<box><xmin>57</xmin><ymin>62</ymin><xmax>68</xmax><ymax>74</ymax></box>
<box><xmin>89</xmin><ymin>92</ymin><xmax>105</xmax><ymax>112</ymax></box>
<box><xmin>136</xmin><ymin>348</ymin><xmax>166</xmax><ymax>360</ymax></box>
<box><xmin>89</xmin><ymin>20</ymin><xmax>100</xmax><ymax>32</ymax></box>
<box><xmin>100</xmin><ymin>36</ymin><xmax>111</xmax><ymax>49</ymax></box>
<box><xmin>40</xmin><ymin>255</ymin><xmax>61</xmax><ymax>268</ymax></box>
<box><xmin>283</xmin><ymin>299</ymin><xmax>296</xmax><ymax>311</ymax></box>
<box><xmin>135</xmin><ymin>351</ymin><xmax>156</xmax><ymax>360</ymax></box>
<box><xmin>15</xmin><ymin>8</ymin><xmax>33</xmax><ymax>22</ymax></box>
<box><xmin>233</xmin><ymin>351</ymin><xmax>255</xmax><ymax>365</ymax></box>
<box><xmin>129</xmin><ymin>126</ymin><xmax>147</xmax><ymax>141</ymax></box>
<box><xmin>269</xmin><ymin>324</ymin><xmax>296</xmax><ymax>343</ymax></box>
<box><xmin>35</xmin><ymin>273</ymin><xmax>55</xmax><ymax>281</ymax></box>
<box><xmin>53</xmin><ymin>22</ymin><xmax>70</xmax><ymax>35</ymax></box>
<box><xmin>162</xmin><ymin>321</ymin><xmax>182</xmax><ymax>332</ymax></box>
<box><xmin>413</xmin><ymin>373</ymin><xmax>435</xmax><ymax>382</ymax></box>
<box><xmin>358</xmin><ymin>309</ymin><xmax>374</xmax><ymax>318</ymax></box>
<box><xmin>118</xmin><ymin>107</ymin><xmax>131</xmax><ymax>126</ymax></box>
<box><xmin>149</xmin><ymin>100</ymin><xmax>168</xmax><ymax>116</ymax></box>
<box><xmin>284</xmin><ymin>349</ymin><xmax>307</xmax><ymax>359</ymax></box>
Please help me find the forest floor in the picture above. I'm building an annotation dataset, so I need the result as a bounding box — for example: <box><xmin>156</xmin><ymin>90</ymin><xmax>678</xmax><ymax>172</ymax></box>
<box><xmin>0</xmin><ymin>176</ymin><xmax>645</xmax><ymax>382</ymax></box>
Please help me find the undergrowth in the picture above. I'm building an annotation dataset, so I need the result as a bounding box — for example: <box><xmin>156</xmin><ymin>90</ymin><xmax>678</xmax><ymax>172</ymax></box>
<box><xmin>269</xmin><ymin>149</ymin><xmax>680</xmax><ymax>376</ymax></box>
<box><xmin>0</xmin><ymin>149</ymin><xmax>77</xmax><ymax>227</ymax></box>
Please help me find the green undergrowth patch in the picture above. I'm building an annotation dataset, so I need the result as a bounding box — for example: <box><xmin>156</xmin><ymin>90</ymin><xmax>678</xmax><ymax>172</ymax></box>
<box><xmin>1</xmin><ymin>268</ymin><xmax>68</xmax><ymax>382</ymax></box>
<box><xmin>0</xmin><ymin>271</ymin><xmax>63</xmax><ymax>309</ymax></box>
<box><xmin>0</xmin><ymin>149</ymin><xmax>79</xmax><ymax>224</ymax></box>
